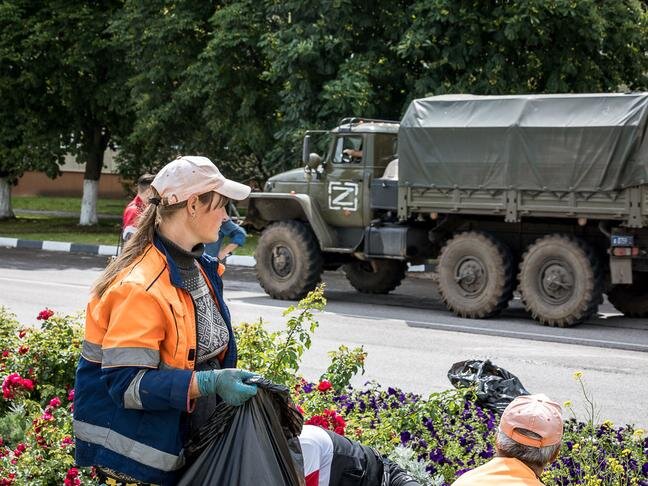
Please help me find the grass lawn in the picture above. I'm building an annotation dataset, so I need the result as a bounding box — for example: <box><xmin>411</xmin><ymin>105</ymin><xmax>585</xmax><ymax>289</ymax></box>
<box><xmin>229</xmin><ymin>231</ymin><xmax>258</xmax><ymax>256</ymax></box>
<box><xmin>0</xmin><ymin>212</ymin><xmax>260</xmax><ymax>253</ymax></box>
<box><xmin>3</xmin><ymin>196</ymin><xmax>260</xmax><ymax>251</ymax></box>
<box><xmin>0</xmin><ymin>215</ymin><xmax>121</xmax><ymax>245</ymax></box>
<box><xmin>12</xmin><ymin>195</ymin><xmax>126</xmax><ymax>216</ymax></box>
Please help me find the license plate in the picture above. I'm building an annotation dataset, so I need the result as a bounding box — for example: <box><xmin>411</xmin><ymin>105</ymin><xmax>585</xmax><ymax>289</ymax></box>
<box><xmin>611</xmin><ymin>235</ymin><xmax>634</xmax><ymax>247</ymax></box>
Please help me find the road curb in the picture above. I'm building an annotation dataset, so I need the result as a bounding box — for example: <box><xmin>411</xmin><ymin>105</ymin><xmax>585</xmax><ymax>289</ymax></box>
<box><xmin>0</xmin><ymin>237</ymin><xmax>435</xmax><ymax>272</ymax></box>
<box><xmin>0</xmin><ymin>237</ymin><xmax>119</xmax><ymax>257</ymax></box>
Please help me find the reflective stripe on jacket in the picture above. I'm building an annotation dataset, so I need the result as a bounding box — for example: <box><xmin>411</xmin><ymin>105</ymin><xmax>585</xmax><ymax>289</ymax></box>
<box><xmin>73</xmin><ymin>236</ymin><xmax>235</xmax><ymax>486</ymax></box>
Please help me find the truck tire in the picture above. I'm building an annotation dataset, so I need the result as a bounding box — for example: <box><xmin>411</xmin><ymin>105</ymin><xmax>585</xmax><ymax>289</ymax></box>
<box><xmin>437</xmin><ymin>231</ymin><xmax>515</xmax><ymax>318</ymax></box>
<box><xmin>255</xmin><ymin>221</ymin><xmax>323</xmax><ymax>300</ymax></box>
<box><xmin>343</xmin><ymin>260</ymin><xmax>407</xmax><ymax>294</ymax></box>
<box><xmin>518</xmin><ymin>235</ymin><xmax>603</xmax><ymax>327</ymax></box>
<box><xmin>607</xmin><ymin>273</ymin><xmax>648</xmax><ymax>317</ymax></box>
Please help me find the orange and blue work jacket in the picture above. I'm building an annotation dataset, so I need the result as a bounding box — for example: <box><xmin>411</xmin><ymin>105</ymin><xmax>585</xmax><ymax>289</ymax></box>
<box><xmin>73</xmin><ymin>236</ymin><xmax>235</xmax><ymax>486</ymax></box>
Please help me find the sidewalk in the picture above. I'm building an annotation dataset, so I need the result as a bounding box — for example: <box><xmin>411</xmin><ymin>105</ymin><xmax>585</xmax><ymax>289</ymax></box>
<box><xmin>0</xmin><ymin>236</ymin><xmax>434</xmax><ymax>272</ymax></box>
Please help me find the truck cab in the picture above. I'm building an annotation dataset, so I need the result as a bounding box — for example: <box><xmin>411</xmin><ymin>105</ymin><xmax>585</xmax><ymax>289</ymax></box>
<box><xmin>247</xmin><ymin>118</ymin><xmax>418</xmax><ymax>300</ymax></box>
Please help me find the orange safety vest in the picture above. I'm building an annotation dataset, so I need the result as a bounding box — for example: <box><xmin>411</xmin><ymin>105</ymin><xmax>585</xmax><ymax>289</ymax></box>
<box><xmin>452</xmin><ymin>457</ymin><xmax>544</xmax><ymax>486</ymax></box>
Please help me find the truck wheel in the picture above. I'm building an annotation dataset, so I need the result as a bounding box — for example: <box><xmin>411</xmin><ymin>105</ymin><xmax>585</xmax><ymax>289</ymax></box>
<box><xmin>255</xmin><ymin>221</ymin><xmax>323</xmax><ymax>300</ymax></box>
<box><xmin>343</xmin><ymin>259</ymin><xmax>407</xmax><ymax>294</ymax></box>
<box><xmin>518</xmin><ymin>235</ymin><xmax>603</xmax><ymax>327</ymax></box>
<box><xmin>437</xmin><ymin>231</ymin><xmax>515</xmax><ymax>318</ymax></box>
<box><xmin>607</xmin><ymin>273</ymin><xmax>648</xmax><ymax>317</ymax></box>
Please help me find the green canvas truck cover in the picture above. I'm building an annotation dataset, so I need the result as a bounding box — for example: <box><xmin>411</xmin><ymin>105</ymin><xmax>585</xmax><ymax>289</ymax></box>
<box><xmin>399</xmin><ymin>93</ymin><xmax>648</xmax><ymax>192</ymax></box>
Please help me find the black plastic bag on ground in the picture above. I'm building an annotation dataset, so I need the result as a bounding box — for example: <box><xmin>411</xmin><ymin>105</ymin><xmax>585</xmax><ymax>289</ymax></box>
<box><xmin>178</xmin><ymin>377</ymin><xmax>305</xmax><ymax>486</ymax></box>
<box><xmin>447</xmin><ymin>359</ymin><xmax>530</xmax><ymax>413</ymax></box>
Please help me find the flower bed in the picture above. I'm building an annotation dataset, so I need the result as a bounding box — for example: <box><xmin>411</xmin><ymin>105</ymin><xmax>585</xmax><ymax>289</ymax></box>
<box><xmin>0</xmin><ymin>293</ymin><xmax>646</xmax><ymax>485</ymax></box>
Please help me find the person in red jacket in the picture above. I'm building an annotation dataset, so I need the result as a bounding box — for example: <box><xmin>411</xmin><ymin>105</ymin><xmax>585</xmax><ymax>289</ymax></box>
<box><xmin>122</xmin><ymin>173</ymin><xmax>155</xmax><ymax>242</ymax></box>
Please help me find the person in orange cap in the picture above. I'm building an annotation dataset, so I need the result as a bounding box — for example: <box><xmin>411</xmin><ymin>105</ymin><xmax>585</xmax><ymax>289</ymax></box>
<box><xmin>74</xmin><ymin>156</ymin><xmax>260</xmax><ymax>486</ymax></box>
<box><xmin>452</xmin><ymin>394</ymin><xmax>563</xmax><ymax>486</ymax></box>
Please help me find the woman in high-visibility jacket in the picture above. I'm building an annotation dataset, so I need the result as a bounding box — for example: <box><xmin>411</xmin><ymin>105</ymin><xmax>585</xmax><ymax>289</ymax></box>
<box><xmin>73</xmin><ymin>156</ymin><xmax>259</xmax><ymax>486</ymax></box>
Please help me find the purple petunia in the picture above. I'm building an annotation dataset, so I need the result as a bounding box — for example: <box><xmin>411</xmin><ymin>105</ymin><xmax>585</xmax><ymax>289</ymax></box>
<box><xmin>400</xmin><ymin>431</ymin><xmax>412</xmax><ymax>444</ymax></box>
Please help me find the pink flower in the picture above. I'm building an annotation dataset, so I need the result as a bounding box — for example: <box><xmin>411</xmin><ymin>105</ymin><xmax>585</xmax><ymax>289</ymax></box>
<box><xmin>36</xmin><ymin>308</ymin><xmax>54</xmax><ymax>321</ymax></box>
<box><xmin>317</xmin><ymin>379</ymin><xmax>332</xmax><ymax>392</ymax></box>
<box><xmin>49</xmin><ymin>396</ymin><xmax>62</xmax><ymax>408</ymax></box>
<box><xmin>60</xmin><ymin>436</ymin><xmax>74</xmax><ymax>447</ymax></box>
<box><xmin>67</xmin><ymin>388</ymin><xmax>75</xmax><ymax>402</ymax></box>
<box><xmin>41</xmin><ymin>411</ymin><xmax>53</xmax><ymax>421</ymax></box>
<box><xmin>1</xmin><ymin>351</ymin><xmax>8</xmax><ymax>358</ymax></box>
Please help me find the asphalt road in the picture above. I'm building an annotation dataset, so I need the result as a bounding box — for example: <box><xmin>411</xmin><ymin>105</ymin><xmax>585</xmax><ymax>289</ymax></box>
<box><xmin>0</xmin><ymin>247</ymin><xmax>646</xmax><ymax>427</ymax></box>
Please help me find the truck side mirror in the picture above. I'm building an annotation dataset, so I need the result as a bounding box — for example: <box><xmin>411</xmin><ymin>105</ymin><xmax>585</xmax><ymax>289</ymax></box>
<box><xmin>302</xmin><ymin>135</ymin><xmax>311</xmax><ymax>165</ymax></box>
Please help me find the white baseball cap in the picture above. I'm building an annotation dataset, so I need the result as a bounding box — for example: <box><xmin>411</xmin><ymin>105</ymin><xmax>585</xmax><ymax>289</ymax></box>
<box><xmin>151</xmin><ymin>156</ymin><xmax>251</xmax><ymax>205</ymax></box>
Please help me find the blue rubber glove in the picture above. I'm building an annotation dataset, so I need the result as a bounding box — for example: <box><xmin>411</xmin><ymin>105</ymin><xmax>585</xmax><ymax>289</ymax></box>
<box><xmin>195</xmin><ymin>369</ymin><xmax>259</xmax><ymax>406</ymax></box>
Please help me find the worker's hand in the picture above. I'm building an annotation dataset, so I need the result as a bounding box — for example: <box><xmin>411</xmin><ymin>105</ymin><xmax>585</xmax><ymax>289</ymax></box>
<box><xmin>195</xmin><ymin>369</ymin><xmax>259</xmax><ymax>406</ymax></box>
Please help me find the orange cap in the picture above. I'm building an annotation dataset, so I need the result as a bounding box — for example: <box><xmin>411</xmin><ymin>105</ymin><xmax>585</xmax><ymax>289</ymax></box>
<box><xmin>499</xmin><ymin>394</ymin><xmax>563</xmax><ymax>447</ymax></box>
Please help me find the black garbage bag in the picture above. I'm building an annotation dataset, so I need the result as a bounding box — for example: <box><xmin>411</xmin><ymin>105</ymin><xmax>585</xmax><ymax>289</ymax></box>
<box><xmin>178</xmin><ymin>377</ymin><xmax>305</xmax><ymax>486</ymax></box>
<box><xmin>447</xmin><ymin>359</ymin><xmax>530</xmax><ymax>413</ymax></box>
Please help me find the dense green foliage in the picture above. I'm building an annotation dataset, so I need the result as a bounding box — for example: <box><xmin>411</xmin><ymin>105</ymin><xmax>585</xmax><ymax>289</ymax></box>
<box><xmin>2</xmin><ymin>1</ymin><xmax>648</xmax><ymax>188</ymax></box>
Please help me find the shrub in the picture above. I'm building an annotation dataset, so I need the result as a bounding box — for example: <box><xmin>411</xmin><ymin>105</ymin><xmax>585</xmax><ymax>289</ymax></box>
<box><xmin>0</xmin><ymin>297</ymin><xmax>646</xmax><ymax>485</ymax></box>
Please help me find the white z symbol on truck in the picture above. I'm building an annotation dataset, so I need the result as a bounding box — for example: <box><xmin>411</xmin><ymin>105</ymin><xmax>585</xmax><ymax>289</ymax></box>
<box><xmin>328</xmin><ymin>182</ymin><xmax>359</xmax><ymax>211</ymax></box>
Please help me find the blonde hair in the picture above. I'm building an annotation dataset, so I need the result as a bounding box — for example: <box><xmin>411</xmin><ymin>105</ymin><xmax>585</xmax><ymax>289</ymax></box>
<box><xmin>93</xmin><ymin>189</ymin><xmax>219</xmax><ymax>298</ymax></box>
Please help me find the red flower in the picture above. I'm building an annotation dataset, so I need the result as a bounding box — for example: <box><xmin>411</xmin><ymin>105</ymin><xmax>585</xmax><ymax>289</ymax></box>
<box><xmin>64</xmin><ymin>467</ymin><xmax>80</xmax><ymax>486</ymax></box>
<box><xmin>17</xmin><ymin>330</ymin><xmax>26</xmax><ymax>339</ymax></box>
<box><xmin>60</xmin><ymin>436</ymin><xmax>74</xmax><ymax>447</ymax></box>
<box><xmin>305</xmin><ymin>409</ymin><xmax>346</xmax><ymax>436</ymax></box>
<box><xmin>36</xmin><ymin>308</ymin><xmax>54</xmax><ymax>321</ymax></box>
<box><xmin>317</xmin><ymin>379</ymin><xmax>332</xmax><ymax>392</ymax></box>
<box><xmin>2</xmin><ymin>373</ymin><xmax>34</xmax><ymax>400</ymax></box>
<box><xmin>20</xmin><ymin>378</ymin><xmax>33</xmax><ymax>391</ymax></box>
<box><xmin>1</xmin><ymin>351</ymin><xmax>8</xmax><ymax>358</ymax></box>
<box><xmin>18</xmin><ymin>345</ymin><xmax>28</xmax><ymax>355</ymax></box>
<box><xmin>49</xmin><ymin>396</ymin><xmax>62</xmax><ymax>408</ymax></box>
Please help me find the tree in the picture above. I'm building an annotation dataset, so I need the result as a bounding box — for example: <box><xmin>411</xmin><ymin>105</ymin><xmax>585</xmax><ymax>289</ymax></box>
<box><xmin>22</xmin><ymin>0</ymin><xmax>133</xmax><ymax>225</ymax></box>
<box><xmin>112</xmin><ymin>0</ymin><xmax>648</xmax><ymax>186</ymax></box>
<box><xmin>396</xmin><ymin>0</ymin><xmax>648</xmax><ymax>98</ymax></box>
<box><xmin>0</xmin><ymin>1</ymin><xmax>65</xmax><ymax>219</ymax></box>
<box><xmin>110</xmin><ymin>0</ymin><xmax>220</xmax><ymax>182</ymax></box>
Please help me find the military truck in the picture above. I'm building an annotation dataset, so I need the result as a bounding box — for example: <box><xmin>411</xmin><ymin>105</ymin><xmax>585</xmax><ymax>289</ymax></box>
<box><xmin>247</xmin><ymin>93</ymin><xmax>648</xmax><ymax>327</ymax></box>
